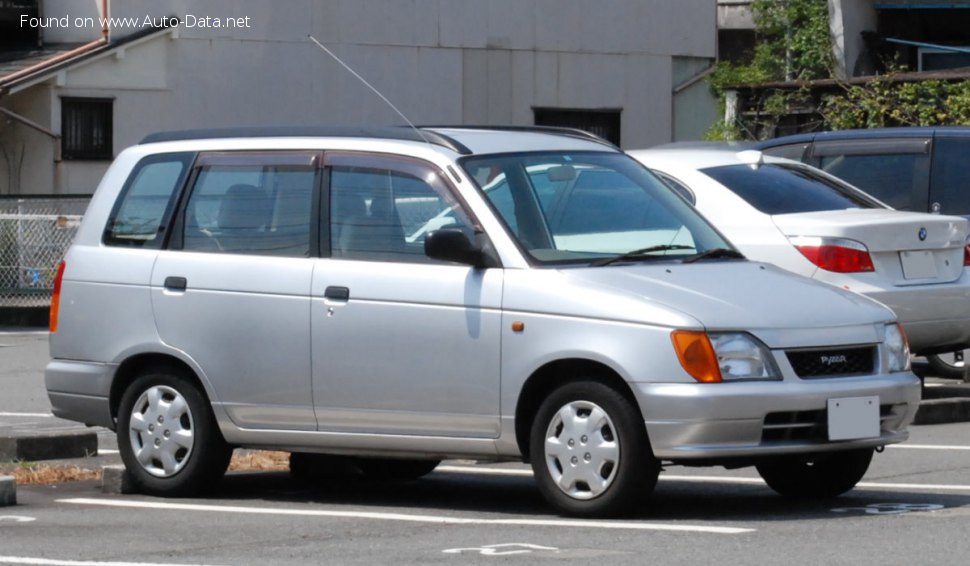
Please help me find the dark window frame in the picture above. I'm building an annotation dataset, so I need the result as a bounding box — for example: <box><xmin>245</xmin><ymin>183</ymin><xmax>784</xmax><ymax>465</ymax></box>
<box><xmin>61</xmin><ymin>97</ymin><xmax>114</xmax><ymax>160</ymax></box>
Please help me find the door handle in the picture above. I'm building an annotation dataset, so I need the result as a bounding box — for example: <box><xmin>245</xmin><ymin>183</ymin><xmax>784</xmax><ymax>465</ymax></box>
<box><xmin>164</xmin><ymin>276</ymin><xmax>187</xmax><ymax>291</ymax></box>
<box><xmin>324</xmin><ymin>286</ymin><xmax>350</xmax><ymax>301</ymax></box>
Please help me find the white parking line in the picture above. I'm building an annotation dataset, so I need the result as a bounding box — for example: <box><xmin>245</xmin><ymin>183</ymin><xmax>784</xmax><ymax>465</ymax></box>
<box><xmin>0</xmin><ymin>412</ymin><xmax>52</xmax><ymax>418</ymax></box>
<box><xmin>0</xmin><ymin>330</ymin><xmax>48</xmax><ymax>336</ymax></box>
<box><xmin>888</xmin><ymin>444</ymin><xmax>970</xmax><ymax>451</ymax></box>
<box><xmin>58</xmin><ymin>498</ymin><xmax>753</xmax><ymax>534</ymax></box>
<box><xmin>436</xmin><ymin>466</ymin><xmax>970</xmax><ymax>492</ymax></box>
<box><xmin>0</xmin><ymin>557</ymin><xmax>222</xmax><ymax>566</ymax></box>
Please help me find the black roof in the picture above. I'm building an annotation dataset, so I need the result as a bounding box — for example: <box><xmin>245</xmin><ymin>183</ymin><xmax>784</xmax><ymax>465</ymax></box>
<box><xmin>755</xmin><ymin>126</ymin><xmax>970</xmax><ymax>148</ymax></box>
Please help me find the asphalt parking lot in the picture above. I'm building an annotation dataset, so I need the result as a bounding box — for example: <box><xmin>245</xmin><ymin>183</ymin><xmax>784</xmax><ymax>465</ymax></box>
<box><xmin>3</xmin><ymin>328</ymin><xmax>970</xmax><ymax>565</ymax></box>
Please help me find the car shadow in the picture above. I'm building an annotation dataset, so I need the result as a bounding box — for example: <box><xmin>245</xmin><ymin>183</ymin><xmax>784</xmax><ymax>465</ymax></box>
<box><xmin>191</xmin><ymin>467</ymin><xmax>970</xmax><ymax>523</ymax></box>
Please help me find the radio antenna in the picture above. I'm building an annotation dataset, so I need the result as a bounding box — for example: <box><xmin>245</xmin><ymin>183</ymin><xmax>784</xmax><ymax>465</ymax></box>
<box><xmin>308</xmin><ymin>35</ymin><xmax>431</xmax><ymax>144</ymax></box>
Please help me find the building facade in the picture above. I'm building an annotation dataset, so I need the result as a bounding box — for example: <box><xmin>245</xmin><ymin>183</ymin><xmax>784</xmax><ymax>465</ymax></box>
<box><xmin>0</xmin><ymin>0</ymin><xmax>717</xmax><ymax>196</ymax></box>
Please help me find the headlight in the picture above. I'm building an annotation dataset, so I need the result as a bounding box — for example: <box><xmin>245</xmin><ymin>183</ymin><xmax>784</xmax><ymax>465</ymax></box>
<box><xmin>672</xmin><ymin>330</ymin><xmax>779</xmax><ymax>383</ymax></box>
<box><xmin>710</xmin><ymin>333</ymin><xmax>780</xmax><ymax>380</ymax></box>
<box><xmin>885</xmin><ymin>323</ymin><xmax>911</xmax><ymax>373</ymax></box>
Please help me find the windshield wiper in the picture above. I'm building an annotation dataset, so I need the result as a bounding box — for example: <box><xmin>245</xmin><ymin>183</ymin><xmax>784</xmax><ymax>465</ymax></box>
<box><xmin>590</xmin><ymin>244</ymin><xmax>695</xmax><ymax>267</ymax></box>
<box><xmin>681</xmin><ymin>247</ymin><xmax>745</xmax><ymax>264</ymax></box>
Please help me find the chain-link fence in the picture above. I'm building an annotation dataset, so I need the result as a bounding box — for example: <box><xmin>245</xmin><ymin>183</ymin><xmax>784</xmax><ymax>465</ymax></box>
<box><xmin>0</xmin><ymin>197</ymin><xmax>90</xmax><ymax>308</ymax></box>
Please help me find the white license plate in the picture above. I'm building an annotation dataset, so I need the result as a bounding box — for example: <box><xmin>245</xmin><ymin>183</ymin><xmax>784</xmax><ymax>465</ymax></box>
<box><xmin>827</xmin><ymin>396</ymin><xmax>879</xmax><ymax>441</ymax></box>
<box><xmin>900</xmin><ymin>250</ymin><xmax>937</xmax><ymax>279</ymax></box>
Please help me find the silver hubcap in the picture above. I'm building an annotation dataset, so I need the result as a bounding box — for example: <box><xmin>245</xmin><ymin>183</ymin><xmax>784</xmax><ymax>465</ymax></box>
<box><xmin>543</xmin><ymin>400</ymin><xmax>619</xmax><ymax>500</ymax></box>
<box><xmin>128</xmin><ymin>385</ymin><xmax>195</xmax><ymax>478</ymax></box>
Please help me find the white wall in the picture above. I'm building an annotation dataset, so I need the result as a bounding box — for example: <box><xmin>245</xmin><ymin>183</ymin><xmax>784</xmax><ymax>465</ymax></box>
<box><xmin>829</xmin><ymin>0</ymin><xmax>877</xmax><ymax>79</ymax></box>
<box><xmin>5</xmin><ymin>0</ymin><xmax>716</xmax><ymax>194</ymax></box>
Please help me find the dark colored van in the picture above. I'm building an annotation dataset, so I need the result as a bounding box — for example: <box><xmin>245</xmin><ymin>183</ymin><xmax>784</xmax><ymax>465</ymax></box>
<box><xmin>757</xmin><ymin>127</ymin><xmax>970</xmax><ymax>380</ymax></box>
<box><xmin>755</xmin><ymin>127</ymin><xmax>970</xmax><ymax>217</ymax></box>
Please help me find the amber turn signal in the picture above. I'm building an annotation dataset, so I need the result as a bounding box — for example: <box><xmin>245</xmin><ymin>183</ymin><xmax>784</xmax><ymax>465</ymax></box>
<box><xmin>671</xmin><ymin>330</ymin><xmax>722</xmax><ymax>383</ymax></box>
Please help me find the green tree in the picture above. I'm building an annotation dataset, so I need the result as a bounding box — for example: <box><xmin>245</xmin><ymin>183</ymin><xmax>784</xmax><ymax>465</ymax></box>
<box><xmin>750</xmin><ymin>0</ymin><xmax>833</xmax><ymax>81</ymax></box>
<box><xmin>707</xmin><ymin>0</ymin><xmax>833</xmax><ymax>140</ymax></box>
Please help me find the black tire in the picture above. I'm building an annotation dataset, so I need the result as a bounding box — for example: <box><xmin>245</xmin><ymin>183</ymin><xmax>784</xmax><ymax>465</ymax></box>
<box><xmin>354</xmin><ymin>458</ymin><xmax>441</xmax><ymax>481</ymax></box>
<box><xmin>926</xmin><ymin>350</ymin><xmax>970</xmax><ymax>382</ymax></box>
<box><xmin>529</xmin><ymin>380</ymin><xmax>659</xmax><ymax>517</ymax></box>
<box><xmin>117</xmin><ymin>369</ymin><xmax>232</xmax><ymax>496</ymax></box>
<box><xmin>756</xmin><ymin>448</ymin><xmax>874</xmax><ymax>499</ymax></box>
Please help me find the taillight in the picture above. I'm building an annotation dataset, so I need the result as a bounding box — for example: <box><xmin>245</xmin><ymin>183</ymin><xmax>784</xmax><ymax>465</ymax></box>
<box><xmin>50</xmin><ymin>261</ymin><xmax>66</xmax><ymax>333</ymax></box>
<box><xmin>790</xmin><ymin>237</ymin><xmax>875</xmax><ymax>273</ymax></box>
<box><xmin>963</xmin><ymin>244</ymin><xmax>970</xmax><ymax>267</ymax></box>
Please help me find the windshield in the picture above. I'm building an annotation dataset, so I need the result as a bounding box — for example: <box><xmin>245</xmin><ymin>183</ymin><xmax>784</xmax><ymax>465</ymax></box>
<box><xmin>701</xmin><ymin>163</ymin><xmax>882</xmax><ymax>215</ymax></box>
<box><xmin>460</xmin><ymin>152</ymin><xmax>732</xmax><ymax>264</ymax></box>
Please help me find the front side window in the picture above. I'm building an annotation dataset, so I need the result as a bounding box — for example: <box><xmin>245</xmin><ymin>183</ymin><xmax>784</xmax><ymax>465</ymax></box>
<box><xmin>462</xmin><ymin>152</ymin><xmax>731</xmax><ymax>264</ymax></box>
<box><xmin>702</xmin><ymin>163</ymin><xmax>880</xmax><ymax>215</ymax></box>
<box><xmin>104</xmin><ymin>152</ymin><xmax>193</xmax><ymax>248</ymax></box>
<box><xmin>181</xmin><ymin>158</ymin><xmax>315</xmax><ymax>256</ymax></box>
<box><xmin>329</xmin><ymin>155</ymin><xmax>475</xmax><ymax>263</ymax></box>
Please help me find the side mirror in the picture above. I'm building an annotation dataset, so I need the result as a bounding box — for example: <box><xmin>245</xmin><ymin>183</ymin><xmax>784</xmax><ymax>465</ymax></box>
<box><xmin>425</xmin><ymin>228</ymin><xmax>491</xmax><ymax>268</ymax></box>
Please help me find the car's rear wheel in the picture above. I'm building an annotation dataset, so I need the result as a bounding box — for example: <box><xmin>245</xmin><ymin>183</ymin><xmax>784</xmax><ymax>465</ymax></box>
<box><xmin>529</xmin><ymin>380</ymin><xmax>659</xmax><ymax>517</ymax></box>
<box><xmin>117</xmin><ymin>369</ymin><xmax>232</xmax><ymax>496</ymax></box>
<box><xmin>756</xmin><ymin>448</ymin><xmax>874</xmax><ymax>499</ymax></box>
<box><xmin>354</xmin><ymin>458</ymin><xmax>441</xmax><ymax>481</ymax></box>
<box><xmin>927</xmin><ymin>350</ymin><xmax>970</xmax><ymax>382</ymax></box>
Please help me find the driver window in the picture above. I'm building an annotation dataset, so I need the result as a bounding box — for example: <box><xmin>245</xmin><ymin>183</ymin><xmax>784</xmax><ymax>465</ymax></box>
<box><xmin>328</xmin><ymin>157</ymin><xmax>474</xmax><ymax>263</ymax></box>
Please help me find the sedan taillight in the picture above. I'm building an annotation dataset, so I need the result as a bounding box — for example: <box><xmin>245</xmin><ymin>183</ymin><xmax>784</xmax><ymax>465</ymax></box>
<box><xmin>790</xmin><ymin>237</ymin><xmax>875</xmax><ymax>273</ymax></box>
<box><xmin>964</xmin><ymin>244</ymin><xmax>970</xmax><ymax>267</ymax></box>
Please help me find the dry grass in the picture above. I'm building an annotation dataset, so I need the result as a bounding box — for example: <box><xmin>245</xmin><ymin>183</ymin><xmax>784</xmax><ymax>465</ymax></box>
<box><xmin>228</xmin><ymin>450</ymin><xmax>290</xmax><ymax>472</ymax></box>
<box><xmin>0</xmin><ymin>450</ymin><xmax>292</xmax><ymax>485</ymax></box>
<box><xmin>0</xmin><ymin>462</ymin><xmax>101</xmax><ymax>485</ymax></box>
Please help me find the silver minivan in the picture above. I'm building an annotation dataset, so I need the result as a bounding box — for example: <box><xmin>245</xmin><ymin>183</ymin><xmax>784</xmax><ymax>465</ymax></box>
<box><xmin>47</xmin><ymin>127</ymin><xmax>920</xmax><ymax>517</ymax></box>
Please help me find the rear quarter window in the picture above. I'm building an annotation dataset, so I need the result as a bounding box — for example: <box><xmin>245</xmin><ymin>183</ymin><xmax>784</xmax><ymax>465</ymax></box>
<box><xmin>103</xmin><ymin>152</ymin><xmax>194</xmax><ymax>248</ymax></box>
<box><xmin>818</xmin><ymin>153</ymin><xmax>929</xmax><ymax>211</ymax></box>
<box><xmin>701</xmin><ymin>163</ymin><xmax>879</xmax><ymax>215</ymax></box>
<box><xmin>930</xmin><ymin>137</ymin><xmax>970</xmax><ymax>215</ymax></box>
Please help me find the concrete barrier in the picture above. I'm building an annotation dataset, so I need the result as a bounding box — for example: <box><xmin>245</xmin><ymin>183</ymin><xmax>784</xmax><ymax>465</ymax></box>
<box><xmin>0</xmin><ymin>475</ymin><xmax>14</xmax><ymax>506</ymax></box>
<box><xmin>0</xmin><ymin>431</ymin><xmax>97</xmax><ymax>461</ymax></box>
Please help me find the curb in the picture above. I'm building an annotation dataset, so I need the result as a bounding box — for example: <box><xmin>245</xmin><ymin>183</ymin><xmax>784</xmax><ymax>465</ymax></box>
<box><xmin>0</xmin><ymin>307</ymin><xmax>49</xmax><ymax>327</ymax></box>
<box><xmin>0</xmin><ymin>431</ymin><xmax>98</xmax><ymax>462</ymax></box>
<box><xmin>0</xmin><ymin>475</ymin><xmax>14</xmax><ymax>506</ymax></box>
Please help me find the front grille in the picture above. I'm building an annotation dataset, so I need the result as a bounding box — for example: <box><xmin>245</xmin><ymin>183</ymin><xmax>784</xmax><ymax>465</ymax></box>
<box><xmin>785</xmin><ymin>346</ymin><xmax>876</xmax><ymax>378</ymax></box>
<box><xmin>761</xmin><ymin>404</ymin><xmax>896</xmax><ymax>443</ymax></box>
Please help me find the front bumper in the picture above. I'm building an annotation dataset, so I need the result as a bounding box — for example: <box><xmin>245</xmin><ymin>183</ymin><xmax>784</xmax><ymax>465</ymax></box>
<box><xmin>635</xmin><ymin>372</ymin><xmax>920</xmax><ymax>461</ymax></box>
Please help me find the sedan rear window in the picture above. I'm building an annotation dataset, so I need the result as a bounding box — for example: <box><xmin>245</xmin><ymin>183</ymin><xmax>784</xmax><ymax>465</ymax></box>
<box><xmin>701</xmin><ymin>163</ymin><xmax>879</xmax><ymax>215</ymax></box>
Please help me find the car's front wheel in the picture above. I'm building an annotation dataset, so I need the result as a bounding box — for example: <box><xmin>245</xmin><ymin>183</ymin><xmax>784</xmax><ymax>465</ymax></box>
<box><xmin>530</xmin><ymin>380</ymin><xmax>659</xmax><ymax>517</ymax></box>
<box><xmin>756</xmin><ymin>448</ymin><xmax>874</xmax><ymax>499</ymax></box>
<box><xmin>117</xmin><ymin>369</ymin><xmax>232</xmax><ymax>496</ymax></box>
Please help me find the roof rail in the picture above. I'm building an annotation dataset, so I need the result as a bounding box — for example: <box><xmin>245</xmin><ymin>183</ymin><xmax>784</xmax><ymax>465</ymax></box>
<box><xmin>139</xmin><ymin>126</ymin><xmax>472</xmax><ymax>155</ymax></box>
<box><xmin>420</xmin><ymin>125</ymin><xmax>619</xmax><ymax>150</ymax></box>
